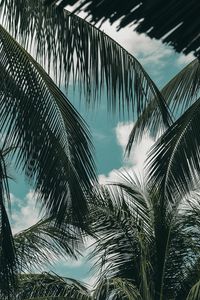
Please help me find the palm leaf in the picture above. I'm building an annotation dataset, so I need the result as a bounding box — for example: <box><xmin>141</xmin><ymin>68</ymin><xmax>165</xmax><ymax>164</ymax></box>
<box><xmin>186</xmin><ymin>280</ymin><xmax>200</xmax><ymax>300</ymax></box>
<box><xmin>0</xmin><ymin>0</ymin><xmax>170</xmax><ymax>122</ymax></box>
<box><xmin>126</xmin><ymin>58</ymin><xmax>200</xmax><ymax>153</ymax></box>
<box><xmin>14</xmin><ymin>215</ymin><xmax>85</xmax><ymax>272</ymax></box>
<box><xmin>89</xmin><ymin>175</ymin><xmax>200</xmax><ymax>299</ymax></box>
<box><xmin>147</xmin><ymin>96</ymin><xmax>200</xmax><ymax>203</ymax></box>
<box><xmin>93</xmin><ymin>277</ymin><xmax>142</xmax><ymax>300</ymax></box>
<box><xmin>16</xmin><ymin>272</ymin><xmax>92</xmax><ymax>300</ymax></box>
<box><xmin>88</xmin><ymin>178</ymin><xmax>153</xmax><ymax>290</ymax></box>
<box><xmin>0</xmin><ymin>24</ymin><xmax>96</xmax><ymax>224</ymax></box>
<box><xmin>0</xmin><ymin>146</ymin><xmax>17</xmax><ymax>298</ymax></box>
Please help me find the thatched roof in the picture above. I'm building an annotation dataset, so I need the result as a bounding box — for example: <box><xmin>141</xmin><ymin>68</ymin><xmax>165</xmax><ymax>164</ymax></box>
<box><xmin>46</xmin><ymin>0</ymin><xmax>200</xmax><ymax>57</ymax></box>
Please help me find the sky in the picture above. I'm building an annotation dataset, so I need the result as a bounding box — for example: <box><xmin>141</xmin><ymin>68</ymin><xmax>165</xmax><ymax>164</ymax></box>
<box><xmin>8</xmin><ymin>18</ymin><xmax>194</xmax><ymax>288</ymax></box>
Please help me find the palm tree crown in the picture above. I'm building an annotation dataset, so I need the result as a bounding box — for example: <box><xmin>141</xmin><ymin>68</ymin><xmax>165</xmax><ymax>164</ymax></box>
<box><xmin>89</xmin><ymin>173</ymin><xmax>200</xmax><ymax>299</ymax></box>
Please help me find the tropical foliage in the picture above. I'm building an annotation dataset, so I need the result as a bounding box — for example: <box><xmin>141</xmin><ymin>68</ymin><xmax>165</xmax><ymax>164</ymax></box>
<box><xmin>2</xmin><ymin>210</ymin><xmax>92</xmax><ymax>299</ymax></box>
<box><xmin>0</xmin><ymin>1</ymin><xmax>200</xmax><ymax>300</ymax></box>
<box><xmin>89</xmin><ymin>173</ymin><xmax>200</xmax><ymax>300</ymax></box>
<box><xmin>127</xmin><ymin>58</ymin><xmax>200</xmax><ymax>205</ymax></box>
<box><xmin>0</xmin><ymin>1</ymin><xmax>171</xmax><ymax>296</ymax></box>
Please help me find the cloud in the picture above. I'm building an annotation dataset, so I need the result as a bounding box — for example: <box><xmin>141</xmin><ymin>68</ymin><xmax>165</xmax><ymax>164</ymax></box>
<box><xmin>10</xmin><ymin>190</ymin><xmax>40</xmax><ymax>234</ymax></box>
<box><xmin>176</xmin><ymin>53</ymin><xmax>194</xmax><ymax>65</ymax></box>
<box><xmin>100</xmin><ymin>21</ymin><xmax>196</xmax><ymax>85</ymax></box>
<box><xmin>99</xmin><ymin>122</ymin><xmax>155</xmax><ymax>184</ymax></box>
<box><xmin>101</xmin><ymin>22</ymin><xmax>174</xmax><ymax>66</ymax></box>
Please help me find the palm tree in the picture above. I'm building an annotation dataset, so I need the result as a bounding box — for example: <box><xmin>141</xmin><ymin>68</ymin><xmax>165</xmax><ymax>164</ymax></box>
<box><xmin>4</xmin><ymin>207</ymin><xmax>92</xmax><ymax>299</ymax></box>
<box><xmin>89</xmin><ymin>172</ymin><xmax>200</xmax><ymax>299</ymax></box>
<box><xmin>0</xmin><ymin>140</ymin><xmax>99</xmax><ymax>297</ymax></box>
<box><xmin>15</xmin><ymin>273</ymin><xmax>92</xmax><ymax>300</ymax></box>
<box><xmin>0</xmin><ymin>141</ymin><xmax>95</xmax><ymax>297</ymax></box>
<box><xmin>126</xmin><ymin>58</ymin><xmax>200</xmax><ymax>211</ymax></box>
<box><xmin>0</xmin><ymin>0</ymin><xmax>171</xmax><ymax>236</ymax></box>
<box><xmin>0</xmin><ymin>2</ymin><xmax>171</xmax><ymax>294</ymax></box>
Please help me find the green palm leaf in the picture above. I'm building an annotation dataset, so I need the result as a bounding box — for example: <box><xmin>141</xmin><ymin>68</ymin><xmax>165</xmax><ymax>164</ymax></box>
<box><xmin>88</xmin><ymin>176</ymin><xmax>153</xmax><ymax>293</ymax></box>
<box><xmin>126</xmin><ymin>58</ymin><xmax>200</xmax><ymax>153</ymax></box>
<box><xmin>0</xmin><ymin>0</ymin><xmax>170</xmax><ymax>122</ymax></box>
<box><xmin>0</xmin><ymin>146</ymin><xmax>17</xmax><ymax>298</ymax></box>
<box><xmin>147</xmin><ymin>96</ymin><xmax>200</xmax><ymax>203</ymax></box>
<box><xmin>186</xmin><ymin>280</ymin><xmax>200</xmax><ymax>300</ymax></box>
<box><xmin>16</xmin><ymin>272</ymin><xmax>92</xmax><ymax>300</ymax></box>
<box><xmin>89</xmin><ymin>174</ymin><xmax>200</xmax><ymax>299</ymax></box>
<box><xmin>93</xmin><ymin>277</ymin><xmax>142</xmax><ymax>300</ymax></box>
<box><xmin>0</xmin><ymin>24</ymin><xmax>96</xmax><ymax>224</ymax></box>
<box><xmin>14</xmin><ymin>215</ymin><xmax>85</xmax><ymax>272</ymax></box>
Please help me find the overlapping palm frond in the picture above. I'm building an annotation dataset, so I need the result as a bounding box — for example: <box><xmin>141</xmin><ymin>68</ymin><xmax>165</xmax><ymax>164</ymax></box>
<box><xmin>126</xmin><ymin>58</ymin><xmax>200</xmax><ymax>153</ymax></box>
<box><xmin>15</xmin><ymin>272</ymin><xmax>92</xmax><ymax>300</ymax></box>
<box><xmin>14</xmin><ymin>215</ymin><xmax>85</xmax><ymax>272</ymax></box>
<box><xmin>0</xmin><ymin>145</ymin><xmax>17</xmax><ymax>298</ymax></box>
<box><xmin>88</xmin><ymin>174</ymin><xmax>153</xmax><ymax>298</ymax></box>
<box><xmin>93</xmin><ymin>277</ymin><xmax>142</xmax><ymax>300</ymax></box>
<box><xmin>0</xmin><ymin>24</ymin><xmax>96</xmax><ymax>225</ymax></box>
<box><xmin>147</xmin><ymin>95</ymin><xmax>200</xmax><ymax>202</ymax></box>
<box><xmin>186</xmin><ymin>280</ymin><xmax>200</xmax><ymax>300</ymax></box>
<box><xmin>0</xmin><ymin>27</ymin><xmax>95</xmax><ymax>226</ymax></box>
<box><xmin>7</xmin><ymin>207</ymin><xmax>92</xmax><ymax>298</ymax></box>
<box><xmin>0</xmin><ymin>0</ymin><xmax>170</xmax><ymax>122</ymax></box>
<box><xmin>88</xmin><ymin>173</ymin><xmax>200</xmax><ymax>300</ymax></box>
<box><xmin>124</xmin><ymin>58</ymin><xmax>200</xmax><ymax>207</ymax></box>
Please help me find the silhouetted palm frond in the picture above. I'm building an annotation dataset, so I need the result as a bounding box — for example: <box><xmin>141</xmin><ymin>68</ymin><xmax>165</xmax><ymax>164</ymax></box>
<box><xmin>0</xmin><ymin>0</ymin><xmax>171</xmax><ymax>123</ymax></box>
<box><xmin>147</xmin><ymin>95</ymin><xmax>200</xmax><ymax>203</ymax></box>
<box><xmin>0</xmin><ymin>24</ymin><xmax>96</xmax><ymax>225</ymax></box>
<box><xmin>93</xmin><ymin>277</ymin><xmax>142</xmax><ymax>300</ymax></box>
<box><xmin>89</xmin><ymin>173</ymin><xmax>200</xmax><ymax>299</ymax></box>
<box><xmin>14</xmin><ymin>215</ymin><xmax>86</xmax><ymax>272</ymax></box>
<box><xmin>16</xmin><ymin>272</ymin><xmax>92</xmax><ymax>299</ymax></box>
<box><xmin>126</xmin><ymin>58</ymin><xmax>200</xmax><ymax>153</ymax></box>
<box><xmin>0</xmin><ymin>145</ymin><xmax>17</xmax><ymax>298</ymax></box>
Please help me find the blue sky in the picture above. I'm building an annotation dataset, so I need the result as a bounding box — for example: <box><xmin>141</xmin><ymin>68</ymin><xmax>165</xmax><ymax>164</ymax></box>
<box><xmin>8</xmin><ymin>20</ymin><xmax>194</xmax><ymax>287</ymax></box>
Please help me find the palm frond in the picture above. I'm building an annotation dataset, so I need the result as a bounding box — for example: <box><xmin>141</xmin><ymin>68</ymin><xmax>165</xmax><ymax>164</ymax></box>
<box><xmin>126</xmin><ymin>58</ymin><xmax>200</xmax><ymax>154</ymax></box>
<box><xmin>16</xmin><ymin>272</ymin><xmax>92</xmax><ymax>300</ymax></box>
<box><xmin>14</xmin><ymin>214</ymin><xmax>86</xmax><ymax>272</ymax></box>
<box><xmin>0</xmin><ymin>1</ymin><xmax>170</xmax><ymax>122</ymax></box>
<box><xmin>161</xmin><ymin>213</ymin><xmax>200</xmax><ymax>298</ymax></box>
<box><xmin>186</xmin><ymin>280</ymin><xmax>200</xmax><ymax>300</ymax></box>
<box><xmin>93</xmin><ymin>277</ymin><xmax>142</xmax><ymax>300</ymax></box>
<box><xmin>0</xmin><ymin>146</ymin><xmax>17</xmax><ymax>298</ymax></box>
<box><xmin>88</xmin><ymin>180</ymin><xmax>153</xmax><ymax>288</ymax></box>
<box><xmin>0</xmin><ymin>24</ymin><xmax>96</xmax><ymax>224</ymax></box>
<box><xmin>46</xmin><ymin>0</ymin><xmax>200</xmax><ymax>58</ymax></box>
<box><xmin>147</xmin><ymin>96</ymin><xmax>200</xmax><ymax>203</ymax></box>
<box><xmin>161</xmin><ymin>58</ymin><xmax>200</xmax><ymax>115</ymax></box>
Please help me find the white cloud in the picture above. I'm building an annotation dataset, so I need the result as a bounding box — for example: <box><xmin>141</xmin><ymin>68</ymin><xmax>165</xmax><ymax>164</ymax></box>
<box><xmin>99</xmin><ymin>122</ymin><xmax>155</xmax><ymax>184</ymax></box>
<box><xmin>101</xmin><ymin>22</ymin><xmax>174</xmax><ymax>67</ymax></box>
<box><xmin>10</xmin><ymin>190</ymin><xmax>40</xmax><ymax>234</ymax></box>
<box><xmin>176</xmin><ymin>53</ymin><xmax>194</xmax><ymax>65</ymax></box>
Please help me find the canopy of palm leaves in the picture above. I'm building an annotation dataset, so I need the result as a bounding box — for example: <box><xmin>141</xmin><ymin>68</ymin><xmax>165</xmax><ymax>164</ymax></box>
<box><xmin>0</xmin><ymin>0</ymin><xmax>173</xmax><ymax>223</ymax></box>
<box><xmin>0</xmin><ymin>0</ymin><xmax>170</xmax><ymax>120</ymax></box>
<box><xmin>89</xmin><ymin>173</ymin><xmax>200</xmax><ymax>299</ymax></box>
<box><xmin>0</xmin><ymin>1</ymin><xmax>171</xmax><ymax>297</ymax></box>
<box><xmin>46</xmin><ymin>0</ymin><xmax>200</xmax><ymax>57</ymax></box>
<box><xmin>16</xmin><ymin>273</ymin><xmax>92</xmax><ymax>300</ymax></box>
<box><xmin>126</xmin><ymin>58</ymin><xmax>200</xmax><ymax>207</ymax></box>
<box><xmin>1</xmin><ymin>196</ymin><xmax>92</xmax><ymax>299</ymax></box>
<box><xmin>0</xmin><ymin>24</ymin><xmax>96</xmax><ymax>225</ymax></box>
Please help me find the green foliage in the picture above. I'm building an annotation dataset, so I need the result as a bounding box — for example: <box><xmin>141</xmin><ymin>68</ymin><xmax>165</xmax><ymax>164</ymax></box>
<box><xmin>88</xmin><ymin>173</ymin><xmax>200</xmax><ymax>300</ymax></box>
<box><xmin>0</xmin><ymin>0</ymin><xmax>170</xmax><ymax>121</ymax></box>
<box><xmin>15</xmin><ymin>272</ymin><xmax>92</xmax><ymax>300</ymax></box>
